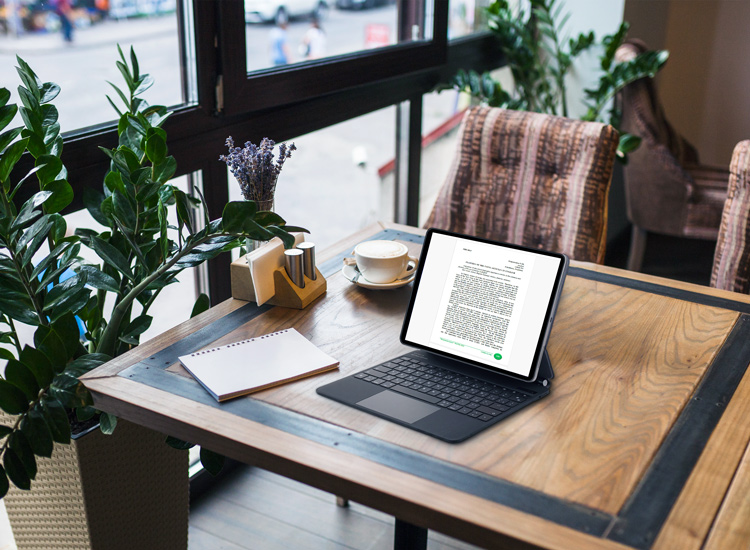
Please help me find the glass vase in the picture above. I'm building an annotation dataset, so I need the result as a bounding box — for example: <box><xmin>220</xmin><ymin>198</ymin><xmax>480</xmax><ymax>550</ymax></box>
<box><xmin>245</xmin><ymin>198</ymin><xmax>275</xmax><ymax>254</ymax></box>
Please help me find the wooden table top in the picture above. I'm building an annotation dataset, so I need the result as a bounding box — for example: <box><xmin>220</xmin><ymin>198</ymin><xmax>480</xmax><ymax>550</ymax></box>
<box><xmin>82</xmin><ymin>222</ymin><xmax>750</xmax><ymax>550</ymax></box>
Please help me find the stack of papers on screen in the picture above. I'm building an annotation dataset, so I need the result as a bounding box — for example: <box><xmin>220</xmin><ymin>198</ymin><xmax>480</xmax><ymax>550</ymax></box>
<box><xmin>178</xmin><ymin>328</ymin><xmax>339</xmax><ymax>402</ymax></box>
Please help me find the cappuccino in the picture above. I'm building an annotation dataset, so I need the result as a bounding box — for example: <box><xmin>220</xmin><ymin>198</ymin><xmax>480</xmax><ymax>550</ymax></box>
<box><xmin>353</xmin><ymin>240</ymin><xmax>416</xmax><ymax>284</ymax></box>
<box><xmin>354</xmin><ymin>240</ymin><xmax>407</xmax><ymax>258</ymax></box>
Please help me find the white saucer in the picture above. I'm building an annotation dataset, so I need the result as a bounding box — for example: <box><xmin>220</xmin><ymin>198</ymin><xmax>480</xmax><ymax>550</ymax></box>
<box><xmin>342</xmin><ymin>263</ymin><xmax>416</xmax><ymax>290</ymax></box>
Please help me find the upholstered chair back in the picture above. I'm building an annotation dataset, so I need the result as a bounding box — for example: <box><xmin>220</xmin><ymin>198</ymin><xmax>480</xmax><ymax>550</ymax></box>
<box><xmin>711</xmin><ymin>140</ymin><xmax>750</xmax><ymax>294</ymax></box>
<box><xmin>425</xmin><ymin>106</ymin><xmax>619</xmax><ymax>263</ymax></box>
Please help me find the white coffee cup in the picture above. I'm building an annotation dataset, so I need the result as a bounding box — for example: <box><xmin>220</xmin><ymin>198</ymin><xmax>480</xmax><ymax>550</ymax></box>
<box><xmin>354</xmin><ymin>240</ymin><xmax>418</xmax><ymax>284</ymax></box>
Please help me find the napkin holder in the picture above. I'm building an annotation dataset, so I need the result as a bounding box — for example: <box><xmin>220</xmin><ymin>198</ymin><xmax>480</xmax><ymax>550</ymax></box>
<box><xmin>230</xmin><ymin>239</ymin><xmax>326</xmax><ymax>309</ymax></box>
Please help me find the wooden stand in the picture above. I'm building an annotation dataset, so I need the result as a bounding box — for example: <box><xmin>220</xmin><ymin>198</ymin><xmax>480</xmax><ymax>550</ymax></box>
<box><xmin>230</xmin><ymin>255</ymin><xmax>326</xmax><ymax>309</ymax></box>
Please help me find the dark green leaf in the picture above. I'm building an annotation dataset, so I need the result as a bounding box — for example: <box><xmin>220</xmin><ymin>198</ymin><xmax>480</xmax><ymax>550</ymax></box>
<box><xmin>153</xmin><ymin>156</ymin><xmax>177</xmax><ymax>183</ymax></box>
<box><xmin>42</xmin><ymin>179</ymin><xmax>74</xmax><ymax>214</ymax></box>
<box><xmin>50</xmin><ymin>373</ymin><xmax>92</xmax><ymax>409</ymax></box>
<box><xmin>0</xmin><ymin>466</ymin><xmax>8</xmax><ymax>499</ymax></box>
<box><xmin>34</xmin><ymin>154</ymin><xmax>63</xmax><ymax>185</ymax></box>
<box><xmin>0</xmin><ymin>139</ymin><xmax>29</xmax><ymax>184</ymax></box>
<box><xmin>112</xmin><ymin>189</ymin><xmax>137</xmax><ymax>231</ymax></box>
<box><xmin>77</xmin><ymin>265</ymin><xmax>119</xmax><ymax>293</ymax></box>
<box><xmin>0</xmin><ymin>104</ymin><xmax>18</xmax><ymax>133</ymax></box>
<box><xmin>89</xmin><ymin>236</ymin><xmax>133</xmax><ymax>280</ymax></box>
<box><xmin>20</xmin><ymin>346</ymin><xmax>54</xmax><ymax>388</ymax></box>
<box><xmin>64</xmin><ymin>353</ymin><xmax>110</xmax><ymax>378</ymax></box>
<box><xmin>191</xmin><ymin>294</ymin><xmax>210</xmax><ymax>318</ymax></box>
<box><xmin>5</xmin><ymin>360</ymin><xmax>39</xmax><ymax>402</ymax></box>
<box><xmin>122</xmin><ymin>315</ymin><xmax>152</xmax><ymax>339</ymax></box>
<box><xmin>34</xmin><ymin>325</ymin><xmax>69</xmax><ymax>372</ymax></box>
<box><xmin>266</xmin><ymin>226</ymin><xmax>296</xmax><ymax>249</ymax></box>
<box><xmin>0</xmin><ymin>349</ymin><xmax>14</xmax><ymax>361</ymax></box>
<box><xmin>83</xmin><ymin>186</ymin><xmax>109</xmax><ymax>227</ymax></box>
<box><xmin>75</xmin><ymin>405</ymin><xmax>96</xmax><ymax>422</ymax></box>
<box><xmin>221</xmin><ymin>201</ymin><xmax>257</xmax><ymax>233</ymax></box>
<box><xmin>4</xmin><ymin>448</ymin><xmax>31</xmax><ymax>490</ymax></box>
<box><xmin>0</xmin><ymin>379</ymin><xmax>30</xmax><ymax>414</ymax></box>
<box><xmin>200</xmin><ymin>447</ymin><xmax>225</xmax><ymax>476</ymax></box>
<box><xmin>21</xmin><ymin>407</ymin><xmax>53</xmax><ymax>458</ymax></box>
<box><xmin>0</xmin><ymin>295</ymin><xmax>39</xmax><ymax>326</ymax></box>
<box><xmin>173</xmin><ymin>189</ymin><xmax>194</xmax><ymax>233</ymax></box>
<box><xmin>0</xmin><ymin>127</ymin><xmax>22</xmax><ymax>154</ymax></box>
<box><xmin>99</xmin><ymin>412</ymin><xmax>117</xmax><ymax>435</ymax></box>
<box><xmin>43</xmin><ymin>272</ymin><xmax>87</xmax><ymax>312</ymax></box>
<box><xmin>39</xmin><ymin>82</ymin><xmax>60</xmax><ymax>104</ymax></box>
<box><xmin>0</xmin><ymin>424</ymin><xmax>12</xmax><ymax>439</ymax></box>
<box><xmin>8</xmin><ymin>431</ymin><xmax>36</xmax><ymax>479</ymax></box>
<box><xmin>165</xmin><ymin>435</ymin><xmax>194</xmax><ymax>450</ymax></box>
<box><xmin>51</xmin><ymin>312</ymin><xmax>84</xmax><ymax>359</ymax></box>
<box><xmin>145</xmin><ymin>133</ymin><xmax>167</xmax><ymax>164</ymax></box>
<box><xmin>41</xmin><ymin>397</ymin><xmax>70</xmax><ymax>444</ymax></box>
<box><xmin>618</xmin><ymin>133</ymin><xmax>642</xmax><ymax>154</ymax></box>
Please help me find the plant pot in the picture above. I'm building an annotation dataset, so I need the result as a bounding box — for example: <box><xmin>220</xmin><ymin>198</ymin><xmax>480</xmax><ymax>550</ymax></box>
<box><xmin>3</xmin><ymin>417</ymin><xmax>188</xmax><ymax>550</ymax></box>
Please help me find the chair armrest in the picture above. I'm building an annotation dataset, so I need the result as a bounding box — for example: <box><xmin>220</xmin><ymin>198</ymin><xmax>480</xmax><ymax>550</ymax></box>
<box><xmin>686</xmin><ymin>164</ymin><xmax>730</xmax><ymax>188</ymax></box>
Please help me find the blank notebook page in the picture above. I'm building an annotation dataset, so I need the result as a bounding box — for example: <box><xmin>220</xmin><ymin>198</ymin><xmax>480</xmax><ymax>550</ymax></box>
<box><xmin>178</xmin><ymin>328</ymin><xmax>339</xmax><ymax>401</ymax></box>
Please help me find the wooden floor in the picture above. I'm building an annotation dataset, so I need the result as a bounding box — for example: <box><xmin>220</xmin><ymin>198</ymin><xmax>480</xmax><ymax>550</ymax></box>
<box><xmin>188</xmin><ymin>465</ymin><xmax>481</xmax><ymax>550</ymax></box>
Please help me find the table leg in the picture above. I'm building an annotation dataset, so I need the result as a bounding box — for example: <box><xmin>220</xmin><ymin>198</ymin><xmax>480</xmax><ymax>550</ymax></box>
<box><xmin>394</xmin><ymin>518</ymin><xmax>427</xmax><ymax>550</ymax></box>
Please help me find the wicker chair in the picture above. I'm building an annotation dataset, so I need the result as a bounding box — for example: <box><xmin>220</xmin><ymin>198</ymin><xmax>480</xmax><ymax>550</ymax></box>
<box><xmin>616</xmin><ymin>39</ymin><xmax>729</xmax><ymax>272</ymax></box>
<box><xmin>711</xmin><ymin>140</ymin><xmax>750</xmax><ymax>294</ymax></box>
<box><xmin>425</xmin><ymin>106</ymin><xmax>619</xmax><ymax>264</ymax></box>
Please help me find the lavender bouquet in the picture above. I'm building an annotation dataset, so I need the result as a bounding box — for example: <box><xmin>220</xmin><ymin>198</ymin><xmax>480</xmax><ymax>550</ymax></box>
<box><xmin>220</xmin><ymin>136</ymin><xmax>296</xmax><ymax>205</ymax></box>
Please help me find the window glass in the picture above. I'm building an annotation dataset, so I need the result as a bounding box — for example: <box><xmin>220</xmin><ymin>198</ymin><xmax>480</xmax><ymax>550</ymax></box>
<box><xmin>226</xmin><ymin>107</ymin><xmax>397</xmax><ymax>250</ymax></box>
<box><xmin>419</xmin><ymin>89</ymin><xmax>465</xmax><ymax>225</ymax></box>
<box><xmin>246</xmin><ymin>1</ymin><xmax>434</xmax><ymax>73</ymax></box>
<box><xmin>0</xmin><ymin>2</ymin><xmax>192</xmax><ymax>133</ymax></box>
<box><xmin>449</xmin><ymin>0</ymin><xmax>490</xmax><ymax>38</ymax></box>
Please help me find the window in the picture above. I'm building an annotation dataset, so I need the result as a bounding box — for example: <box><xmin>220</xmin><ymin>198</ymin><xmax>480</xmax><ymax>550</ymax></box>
<box><xmin>1</xmin><ymin>1</ymin><xmax>196</xmax><ymax>133</ymax></box>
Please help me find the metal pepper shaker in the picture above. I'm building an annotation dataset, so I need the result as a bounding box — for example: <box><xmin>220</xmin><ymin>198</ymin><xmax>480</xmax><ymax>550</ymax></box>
<box><xmin>284</xmin><ymin>249</ymin><xmax>305</xmax><ymax>288</ymax></box>
<box><xmin>297</xmin><ymin>242</ymin><xmax>317</xmax><ymax>281</ymax></box>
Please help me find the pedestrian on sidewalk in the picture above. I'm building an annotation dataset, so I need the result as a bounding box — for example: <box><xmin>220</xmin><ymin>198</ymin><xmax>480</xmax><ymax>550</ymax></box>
<box><xmin>300</xmin><ymin>18</ymin><xmax>326</xmax><ymax>60</ymax></box>
<box><xmin>269</xmin><ymin>21</ymin><xmax>290</xmax><ymax>66</ymax></box>
<box><xmin>53</xmin><ymin>0</ymin><xmax>74</xmax><ymax>43</ymax></box>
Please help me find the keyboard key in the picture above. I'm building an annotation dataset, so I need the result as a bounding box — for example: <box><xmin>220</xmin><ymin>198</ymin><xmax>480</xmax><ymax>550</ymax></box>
<box><xmin>468</xmin><ymin>411</ymin><xmax>481</xmax><ymax>418</ymax></box>
<box><xmin>477</xmin><ymin>406</ymin><xmax>500</xmax><ymax>416</ymax></box>
<box><xmin>479</xmin><ymin>414</ymin><xmax>493</xmax><ymax>422</ymax></box>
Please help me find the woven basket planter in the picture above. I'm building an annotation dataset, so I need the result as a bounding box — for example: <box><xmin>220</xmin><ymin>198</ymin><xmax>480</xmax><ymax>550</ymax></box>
<box><xmin>3</xmin><ymin>417</ymin><xmax>188</xmax><ymax>550</ymax></box>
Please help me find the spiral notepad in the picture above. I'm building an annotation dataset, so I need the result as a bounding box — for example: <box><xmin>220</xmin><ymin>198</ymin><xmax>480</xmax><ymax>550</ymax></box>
<box><xmin>178</xmin><ymin>328</ymin><xmax>339</xmax><ymax>402</ymax></box>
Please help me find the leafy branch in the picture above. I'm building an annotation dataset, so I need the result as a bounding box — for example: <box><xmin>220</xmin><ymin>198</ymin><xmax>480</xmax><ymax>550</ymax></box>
<box><xmin>0</xmin><ymin>47</ymin><xmax>306</xmax><ymax>497</ymax></box>
<box><xmin>439</xmin><ymin>0</ymin><xmax>669</xmax><ymax>162</ymax></box>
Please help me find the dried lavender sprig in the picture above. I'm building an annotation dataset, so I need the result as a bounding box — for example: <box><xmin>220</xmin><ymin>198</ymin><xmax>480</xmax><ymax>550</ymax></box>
<box><xmin>219</xmin><ymin>136</ymin><xmax>296</xmax><ymax>203</ymax></box>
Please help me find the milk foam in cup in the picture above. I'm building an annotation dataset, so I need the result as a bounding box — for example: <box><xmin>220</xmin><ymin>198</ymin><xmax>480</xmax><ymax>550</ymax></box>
<box><xmin>354</xmin><ymin>240</ymin><xmax>417</xmax><ymax>284</ymax></box>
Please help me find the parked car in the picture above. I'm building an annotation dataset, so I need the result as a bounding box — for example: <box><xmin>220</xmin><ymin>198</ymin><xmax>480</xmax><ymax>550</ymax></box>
<box><xmin>335</xmin><ymin>0</ymin><xmax>390</xmax><ymax>9</ymax></box>
<box><xmin>245</xmin><ymin>0</ymin><xmax>327</xmax><ymax>24</ymax></box>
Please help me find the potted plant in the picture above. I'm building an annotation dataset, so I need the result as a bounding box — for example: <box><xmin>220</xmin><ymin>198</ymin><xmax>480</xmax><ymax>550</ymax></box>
<box><xmin>441</xmin><ymin>0</ymin><xmax>669</xmax><ymax>161</ymax></box>
<box><xmin>0</xmin><ymin>47</ymin><xmax>303</xmax><ymax>548</ymax></box>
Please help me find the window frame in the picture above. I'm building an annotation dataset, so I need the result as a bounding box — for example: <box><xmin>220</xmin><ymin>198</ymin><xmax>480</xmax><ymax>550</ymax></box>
<box><xmin>11</xmin><ymin>1</ymin><xmax>504</xmax><ymax>304</ymax></box>
<box><xmin>215</xmin><ymin>0</ymin><xmax>449</xmax><ymax>116</ymax></box>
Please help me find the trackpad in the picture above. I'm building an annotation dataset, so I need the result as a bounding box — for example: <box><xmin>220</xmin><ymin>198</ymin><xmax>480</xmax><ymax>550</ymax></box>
<box><xmin>357</xmin><ymin>391</ymin><xmax>439</xmax><ymax>424</ymax></box>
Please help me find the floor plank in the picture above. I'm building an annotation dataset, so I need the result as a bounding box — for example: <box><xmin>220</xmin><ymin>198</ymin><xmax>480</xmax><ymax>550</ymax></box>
<box><xmin>189</xmin><ymin>465</ymin><xmax>481</xmax><ymax>550</ymax></box>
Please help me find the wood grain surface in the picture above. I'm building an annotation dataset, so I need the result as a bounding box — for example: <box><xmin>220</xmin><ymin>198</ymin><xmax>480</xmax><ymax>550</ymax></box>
<box><xmin>80</xmin><ymin>223</ymin><xmax>749</xmax><ymax>549</ymax></box>
<box><xmin>651</xmin><ymin>351</ymin><xmax>750</xmax><ymax>550</ymax></box>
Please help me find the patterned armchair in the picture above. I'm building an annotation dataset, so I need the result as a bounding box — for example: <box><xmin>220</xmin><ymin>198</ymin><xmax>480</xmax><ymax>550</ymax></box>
<box><xmin>616</xmin><ymin>39</ymin><xmax>729</xmax><ymax>271</ymax></box>
<box><xmin>711</xmin><ymin>140</ymin><xmax>750</xmax><ymax>294</ymax></box>
<box><xmin>425</xmin><ymin>106</ymin><xmax>619</xmax><ymax>264</ymax></box>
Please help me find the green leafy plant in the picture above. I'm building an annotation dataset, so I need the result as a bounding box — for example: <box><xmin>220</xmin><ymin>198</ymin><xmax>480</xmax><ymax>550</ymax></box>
<box><xmin>0</xmin><ymin>47</ymin><xmax>305</xmax><ymax>497</ymax></box>
<box><xmin>441</xmin><ymin>0</ymin><xmax>669</xmax><ymax>161</ymax></box>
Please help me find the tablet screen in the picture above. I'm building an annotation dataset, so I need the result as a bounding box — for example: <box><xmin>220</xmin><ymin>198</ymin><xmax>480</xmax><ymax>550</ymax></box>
<box><xmin>401</xmin><ymin>229</ymin><xmax>568</xmax><ymax>382</ymax></box>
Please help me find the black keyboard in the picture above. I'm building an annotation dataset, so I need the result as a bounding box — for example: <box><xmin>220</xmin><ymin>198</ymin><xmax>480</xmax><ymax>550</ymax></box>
<box><xmin>354</xmin><ymin>356</ymin><xmax>530</xmax><ymax>422</ymax></box>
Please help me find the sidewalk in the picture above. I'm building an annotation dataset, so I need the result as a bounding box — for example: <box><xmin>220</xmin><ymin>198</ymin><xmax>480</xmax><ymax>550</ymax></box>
<box><xmin>0</xmin><ymin>13</ymin><xmax>177</xmax><ymax>56</ymax></box>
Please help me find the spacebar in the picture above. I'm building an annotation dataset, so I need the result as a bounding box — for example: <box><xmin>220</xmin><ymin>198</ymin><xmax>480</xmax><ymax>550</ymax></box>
<box><xmin>391</xmin><ymin>385</ymin><xmax>441</xmax><ymax>404</ymax></box>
